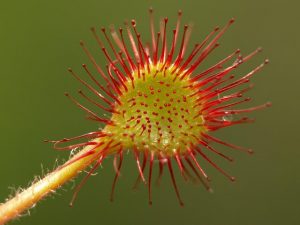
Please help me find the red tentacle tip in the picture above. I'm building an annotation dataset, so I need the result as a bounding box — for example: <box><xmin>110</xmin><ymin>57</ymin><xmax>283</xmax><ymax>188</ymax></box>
<box><xmin>247</xmin><ymin>149</ymin><xmax>254</xmax><ymax>155</ymax></box>
<box><xmin>230</xmin><ymin>176</ymin><xmax>236</xmax><ymax>182</ymax></box>
<box><xmin>266</xmin><ymin>102</ymin><xmax>272</xmax><ymax>107</ymax></box>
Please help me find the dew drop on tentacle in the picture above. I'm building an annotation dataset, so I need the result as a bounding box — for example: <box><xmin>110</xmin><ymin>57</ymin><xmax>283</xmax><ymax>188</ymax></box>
<box><xmin>222</xmin><ymin>112</ymin><xmax>234</xmax><ymax>122</ymax></box>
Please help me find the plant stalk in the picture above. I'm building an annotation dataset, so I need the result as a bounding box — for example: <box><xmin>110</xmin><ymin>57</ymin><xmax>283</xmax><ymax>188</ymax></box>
<box><xmin>0</xmin><ymin>141</ymin><xmax>102</xmax><ymax>225</ymax></box>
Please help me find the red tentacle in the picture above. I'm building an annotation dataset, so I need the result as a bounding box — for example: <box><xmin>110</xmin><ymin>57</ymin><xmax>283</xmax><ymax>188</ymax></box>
<box><xmin>110</xmin><ymin>148</ymin><xmax>123</xmax><ymax>202</ymax></box>
<box><xmin>167</xmin><ymin>157</ymin><xmax>184</xmax><ymax>206</ymax></box>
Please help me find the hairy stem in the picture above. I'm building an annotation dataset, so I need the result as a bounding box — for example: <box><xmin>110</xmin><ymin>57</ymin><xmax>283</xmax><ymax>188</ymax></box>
<box><xmin>0</xmin><ymin>141</ymin><xmax>102</xmax><ymax>225</ymax></box>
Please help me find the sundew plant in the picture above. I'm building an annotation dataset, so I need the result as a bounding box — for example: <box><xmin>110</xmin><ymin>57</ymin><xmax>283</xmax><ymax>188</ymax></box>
<box><xmin>0</xmin><ymin>8</ymin><xmax>270</xmax><ymax>224</ymax></box>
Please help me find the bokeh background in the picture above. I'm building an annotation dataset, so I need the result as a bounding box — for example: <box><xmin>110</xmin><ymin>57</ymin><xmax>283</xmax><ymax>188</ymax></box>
<box><xmin>0</xmin><ymin>0</ymin><xmax>299</xmax><ymax>224</ymax></box>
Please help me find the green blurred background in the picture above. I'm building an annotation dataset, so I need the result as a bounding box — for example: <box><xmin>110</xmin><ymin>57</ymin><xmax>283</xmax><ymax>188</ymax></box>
<box><xmin>0</xmin><ymin>0</ymin><xmax>299</xmax><ymax>224</ymax></box>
